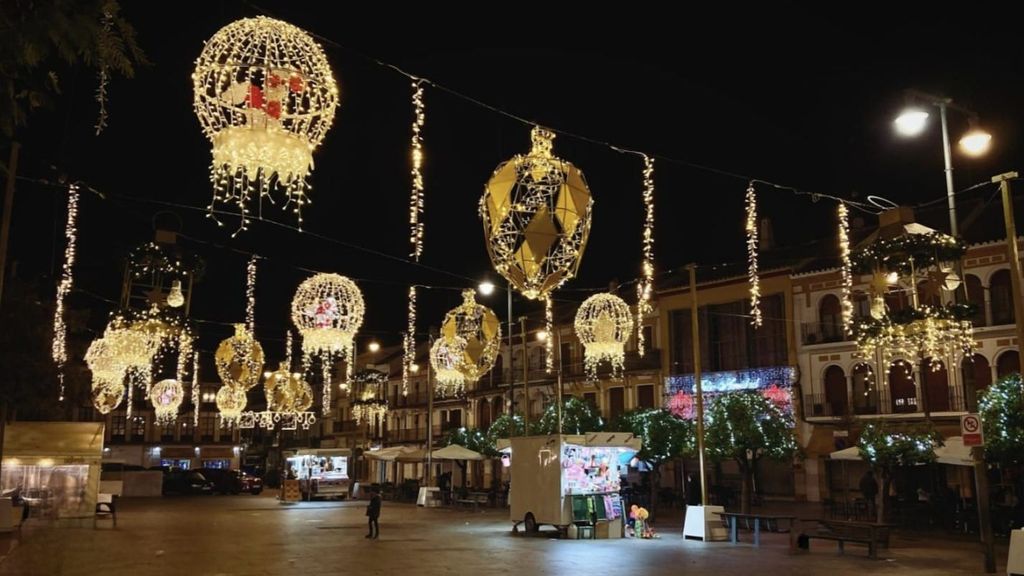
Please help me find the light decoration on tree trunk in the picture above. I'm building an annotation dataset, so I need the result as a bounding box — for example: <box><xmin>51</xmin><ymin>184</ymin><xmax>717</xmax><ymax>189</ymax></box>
<box><xmin>193</xmin><ymin>16</ymin><xmax>339</xmax><ymax>234</ymax></box>
<box><xmin>150</xmin><ymin>379</ymin><xmax>184</xmax><ymax>425</ymax></box>
<box><xmin>574</xmin><ymin>293</ymin><xmax>634</xmax><ymax>380</ymax></box>
<box><xmin>409</xmin><ymin>80</ymin><xmax>425</xmax><ymax>260</ymax></box>
<box><xmin>430</xmin><ymin>336</ymin><xmax>467</xmax><ymax>397</ymax></box>
<box><xmin>838</xmin><ymin>203</ymin><xmax>854</xmax><ymax>334</ymax></box>
<box><xmin>440</xmin><ymin>289</ymin><xmax>501</xmax><ymax>383</ymax></box>
<box><xmin>480</xmin><ymin>126</ymin><xmax>593</xmax><ymax>300</ymax></box>
<box><xmin>52</xmin><ymin>183</ymin><xmax>79</xmax><ymax>401</ymax></box>
<box><xmin>745</xmin><ymin>181</ymin><xmax>762</xmax><ymax>328</ymax></box>
<box><xmin>636</xmin><ymin>155</ymin><xmax>655</xmax><ymax>356</ymax></box>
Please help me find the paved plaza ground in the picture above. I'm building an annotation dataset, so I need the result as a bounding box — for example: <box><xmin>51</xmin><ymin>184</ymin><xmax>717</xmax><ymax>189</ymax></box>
<box><xmin>0</xmin><ymin>492</ymin><xmax>1012</xmax><ymax>575</ymax></box>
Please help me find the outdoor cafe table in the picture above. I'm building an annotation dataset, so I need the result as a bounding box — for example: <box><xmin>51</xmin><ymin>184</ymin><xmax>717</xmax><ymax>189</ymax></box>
<box><xmin>718</xmin><ymin>512</ymin><xmax>797</xmax><ymax>546</ymax></box>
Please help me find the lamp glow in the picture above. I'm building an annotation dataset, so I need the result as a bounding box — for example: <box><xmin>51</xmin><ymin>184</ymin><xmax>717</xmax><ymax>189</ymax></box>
<box><xmin>477</xmin><ymin>281</ymin><xmax>495</xmax><ymax>296</ymax></box>
<box><xmin>959</xmin><ymin>130</ymin><xmax>992</xmax><ymax>156</ymax></box>
<box><xmin>368</xmin><ymin>341</ymin><xmax>381</xmax><ymax>353</ymax></box>
<box><xmin>895</xmin><ymin>109</ymin><xmax>929</xmax><ymax>136</ymax></box>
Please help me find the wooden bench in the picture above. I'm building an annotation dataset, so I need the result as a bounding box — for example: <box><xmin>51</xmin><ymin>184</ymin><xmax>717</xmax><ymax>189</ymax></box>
<box><xmin>454</xmin><ymin>493</ymin><xmax>488</xmax><ymax>512</ymax></box>
<box><xmin>797</xmin><ymin>519</ymin><xmax>892</xmax><ymax>559</ymax></box>
<box><xmin>719</xmin><ymin>512</ymin><xmax>797</xmax><ymax>546</ymax></box>
<box><xmin>94</xmin><ymin>493</ymin><xmax>117</xmax><ymax>528</ymax></box>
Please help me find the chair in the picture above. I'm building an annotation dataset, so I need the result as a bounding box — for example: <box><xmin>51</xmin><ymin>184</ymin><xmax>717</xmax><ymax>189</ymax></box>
<box><xmin>94</xmin><ymin>493</ymin><xmax>117</xmax><ymax>528</ymax></box>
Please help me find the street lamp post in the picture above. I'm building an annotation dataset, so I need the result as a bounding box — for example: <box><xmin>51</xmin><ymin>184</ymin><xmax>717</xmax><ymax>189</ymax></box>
<box><xmin>537</xmin><ymin>329</ymin><xmax>563</xmax><ymax>433</ymax></box>
<box><xmin>894</xmin><ymin>90</ymin><xmax>992</xmax><ymax>236</ymax></box>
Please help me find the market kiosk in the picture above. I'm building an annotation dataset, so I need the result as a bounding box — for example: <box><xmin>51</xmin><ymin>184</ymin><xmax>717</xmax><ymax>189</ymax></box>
<box><xmin>507</xmin><ymin>433</ymin><xmax>639</xmax><ymax>538</ymax></box>
<box><xmin>286</xmin><ymin>448</ymin><xmax>351</xmax><ymax>500</ymax></box>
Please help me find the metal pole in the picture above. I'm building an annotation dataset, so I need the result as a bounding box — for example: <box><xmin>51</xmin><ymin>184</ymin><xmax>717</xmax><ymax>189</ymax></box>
<box><xmin>0</xmin><ymin>142</ymin><xmax>21</xmax><ymax>312</ymax></box>
<box><xmin>939</xmin><ymin>103</ymin><xmax>958</xmax><ymax>237</ymax></box>
<box><xmin>426</xmin><ymin>334</ymin><xmax>433</xmax><ymax>487</ymax></box>
<box><xmin>972</xmin><ymin>446</ymin><xmax>996</xmax><ymax>573</ymax></box>
<box><xmin>687</xmin><ymin>264</ymin><xmax>708</xmax><ymax>506</ymax></box>
<box><xmin>520</xmin><ymin>317</ymin><xmax>529</xmax><ymax>434</ymax></box>
<box><xmin>995</xmin><ymin>172</ymin><xmax>1024</xmax><ymax>371</ymax></box>
<box><xmin>555</xmin><ymin>330</ymin><xmax>563</xmax><ymax>434</ymax></box>
<box><xmin>507</xmin><ymin>285</ymin><xmax>514</xmax><ymax>418</ymax></box>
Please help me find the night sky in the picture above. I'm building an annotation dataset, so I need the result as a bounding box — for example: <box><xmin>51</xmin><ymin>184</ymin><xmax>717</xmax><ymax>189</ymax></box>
<box><xmin>7</xmin><ymin>3</ymin><xmax>1024</xmax><ymax>357</ymax></box>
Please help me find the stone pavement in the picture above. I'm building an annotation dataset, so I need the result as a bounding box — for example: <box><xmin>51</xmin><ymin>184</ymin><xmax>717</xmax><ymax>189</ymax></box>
<box><xmin>0</xmin><ymin>493</ymin><xmax>1010</xmax><ymax>575</ymax></box>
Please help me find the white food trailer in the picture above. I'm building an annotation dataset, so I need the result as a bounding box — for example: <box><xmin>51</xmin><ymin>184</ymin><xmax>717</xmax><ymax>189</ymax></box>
<box><xmin>506</xmin><ymin>433</ymin><xmax>640</xmax><ymax>538</ymax></box>
<box><xmin>287</xmin><ymin>448</ymin><xmax>351</xmax><ymax>500</ymax></box>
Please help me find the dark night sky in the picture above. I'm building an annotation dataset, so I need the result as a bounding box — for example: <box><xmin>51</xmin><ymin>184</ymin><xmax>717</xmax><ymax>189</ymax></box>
<box><xmin>7</xmin><ymin>2</ymin><xmax>1024</xmax><ymax>356</ymax></box>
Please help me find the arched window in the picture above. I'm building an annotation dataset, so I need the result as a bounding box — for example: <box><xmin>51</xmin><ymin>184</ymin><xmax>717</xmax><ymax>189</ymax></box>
<box><xmin>964</xmin><ymin>274</ymin><xmax>986</xmax><ymax>327</ymax></box>
<box><xmin>478</xmin><ymin>398</ymin><xmax>491</xmax><ymax>430</ymax></box>
<box><xmin>491</xmin><ymin>396</ymin><xmax>503</xmax><ymax>422</ymax></box>
<box><xmin>997</xmin><ymin>350</ymin><xmax>1020</xmax><ymax>379</ymax></box>
<box><xmin>819</xmin><ymin>295</ymin><xmax>843</xmax><ymax>342</ymax></box>
<box><xmin>823</xmin><ymin>365</ymin><xmax>847</xmax><ymax>416</ymax></box>
<box><xmin>921</xmin><ymin>358</ymin><xmax>949</xmax><ymax>412</ymax></box>
<box><xmin>991</xmin><ymin>270</ymin><xmax>1015</xmax><ymax>325</ymax></box>
<box><xmin>961</xmin><ymin>354</ymin><xmax>992</xmax><ymax>412</ymax></box>
<box><xmin>851</xmin><ymin>363</ymin><xmax>877</xmax><ymax>415</ymax></box>
<box><xmin>852</xmin><ymin>291</ymin><xmax>870</xmax><ymax>321</ymax></box>
<box><xmin>889</xmin><ymin>361</ymin><xmax>918</xmax><ymax>413</ymax></box>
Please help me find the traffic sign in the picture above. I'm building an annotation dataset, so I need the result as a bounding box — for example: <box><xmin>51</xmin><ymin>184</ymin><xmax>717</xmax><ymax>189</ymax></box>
<box><xmin>961</xmin><ymin>414</ymin><xmax>984</xmax><ymax>447</ymax></box>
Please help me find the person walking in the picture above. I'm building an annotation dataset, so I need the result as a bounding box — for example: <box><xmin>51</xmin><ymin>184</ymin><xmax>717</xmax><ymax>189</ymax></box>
<box><xmin>366</xmin><ymin>488</ymin><xmax>381</xmax><ymax>539</ymax></box>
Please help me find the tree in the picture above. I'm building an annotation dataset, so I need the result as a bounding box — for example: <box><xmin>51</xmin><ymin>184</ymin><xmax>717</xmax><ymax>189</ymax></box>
<box><xmin>704</xmin><ymin>391</ymin><xmax>799</xmax><ymax>513</ymax></box>
<box><xmin>857</xmin><ymin>420</ymin><xmax>939</xmax><ymax>522</ymax></box>
<box><xmin>486</xmin><ymin>413</ymin><xmax>535</xmax><ymax>446</ymax></box>
<box><xmin>534</xmin><ymin>396</ymin><xmax>604</xmax><ymax>435</ymax></box>
<box><xmin>608</xmin><ymin>408</ymin><xmax>693</xmax><ymax>521</ymax></box>
<box><xmin>1</xmin><ymin>0</ymin><xmax>147</xmax><ymax>139</ymax></box>
<box><xmin>442</xmin><ymin>426</ymin><xmax>494</xmax><ymax>491</ymax></box>
<box><xmin>978</xmin><ymin>374</ymin><xmax>1024</xmax><ymax>467</ymax></box>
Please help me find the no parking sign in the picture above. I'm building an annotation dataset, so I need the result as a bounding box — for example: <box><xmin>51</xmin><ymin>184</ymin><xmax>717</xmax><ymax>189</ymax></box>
<box><xmin>961</xmin><ymin>414</ymin><xmax>984</xmax><ymax>447</ymax></box>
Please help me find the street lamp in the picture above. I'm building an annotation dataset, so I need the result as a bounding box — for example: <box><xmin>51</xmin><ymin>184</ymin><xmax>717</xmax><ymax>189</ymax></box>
<box><xmin>477</xmin><ymin>281</ymin><xmax>495</xmax><ymax>296</ymax></box>
<box><xmin>536</xmin><ymin>329</ymin><xmax>564</xmax><ymax>433</ymax></box>
<box><xmin>367</xmin><ymin>341</ymin><xmax>381</xmax><ymax>353</ymax></box>
<box><xmin>479</xmin><ymin>279</ymin><xmax>515</xmax><ymax>422</ymax></box>
<box><xmin>894</xmin><ymin>90</ymin><xmax>993</xmax><ymax>236</ymax></box>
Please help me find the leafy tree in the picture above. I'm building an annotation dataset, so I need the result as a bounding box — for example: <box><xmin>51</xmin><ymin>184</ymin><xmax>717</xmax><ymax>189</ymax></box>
<box><xmin>1</xmin><ymin>0</ymin><xmax>147</xmax><ymax>139</ymax></box>
<box><xmin>704</xmin><ymin>391</ymin><xmax>799</xmax><ymax>513</ymax></box>
<box><xmin>534</xmin><ymin>396</ymin><xmax>604</xmax><ymax>435</ymax></box>
<box><xmin>486</xmin><ymin>413</ymin><xmax>535</xmax><ymax>446</ymax></box>
<box><xmin>608</xmin><ymin>408</ymin><xmax>693</xmax><ymax>520</ymax></box>
<box><xmin>444</xmin><ymin>426</ymin><xmax>497</xmax><ymax>457</ymax></box>
<box><xmin>978</xmin><ymin>374</ymin><xmax>1024</xmax><ymax>467</ymax></box>
<box><xmin>857</xmin><ymin>420</ymin><xmax>939</xmax><ymax>521</ymax></box>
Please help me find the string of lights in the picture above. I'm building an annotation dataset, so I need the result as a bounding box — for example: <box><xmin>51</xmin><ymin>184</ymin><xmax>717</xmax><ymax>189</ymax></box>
<box><xmin>838</xmin><ymin>203</ymin><xmax>853</xmax><ymax>334</ymax></box>
<box><xmin>192</xmin><ymin>351</ymin><xmax>200</xmax><ymax>427</ymax></box>
<box><xmin>745</xmin><ymin>181</ymin><xmax>762</xmax><ymax>328</ymax></box>
<box><xmin>409</xmin><ymin>80</ymin><xmax>426</xmax><ymax>260</ymax></box>
<box><xmin>52</xmin><ymin>183</ymin><xmax>79</xmax><ymax>401</ymax></box>
<box><xmin>246</xmin><ymin>255</ymin><xmax>258</xmax><ymax>333</ymax></box>
<box><xmin>544</xmin><ymin>295</ymin><xmax>553</xmax><ymax>374</ymax></box>
<box><xmin>403</xmin><ymin>285</ymin><xmax>416</xmax><ymax>397</ymax></box>
<box><xmin>636</xmin><ymin>155</ymin><xmax>655</xmax><ymax>356</ymax></box>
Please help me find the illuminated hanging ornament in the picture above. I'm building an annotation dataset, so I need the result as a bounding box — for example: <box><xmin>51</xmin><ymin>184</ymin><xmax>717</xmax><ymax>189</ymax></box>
<box><xmin>193</xmin><ymin>16</ymin><xmax>339</xmax><ymax>233</ymax></box>
<box><xmin>745</xmin><ymin>181</ymin><xmax>762</xmax><ymax>328</ymax></box>
<box><xmin>216</xmin><ymin>385</ymin><xmax>248</xmax><ymax>425</ymax></box>
<box><xmin>636</xmin><ymin>155</ymin><xmax>655</xmax><ymax>356</ymax></box>
<box><xmin>837</xmin><ymin>203</ymin><xmax>853</xmax><ymax>334</ymax></box>
<box><xmin>351</xmin><ymin>369</ymin><xmax>389</xmax><ymax>425</ymax></box>
<box><xmin>149</xmin><ymin>379</ymin><xmax>184</xmax><ymax>425</ymax></box>
<box><xmin>166</xmin><ymin>280</ymin><xmax>185</xmax><ymax>308</ymax></box>
<box><xmin>291</xmin><ymin>273</ymin><xmax>365</xmax><ymax>364</ymax></box>
<box><xmin>215</xmin><ymin>324</ymin><xmax>265</xmax><ymax>391</ymax></box>
<box><xmin>430</xmin><ymin>336</ymin><xmax>467</xmax><ymax>397</ymax></box>
<box><xmin>91</xmin><ymin>383</ymin><xmax>125</xmax><ymax>415</ymax></box>
<box><xmin>441</xmin><ymin>289</ymin><xmax>501</xmax><ymax>383</ymax></box>
<box><xmin>264</xmin><ymin>363</ymin><xmax>314</xmax><ymax>413</ymax></box>
<box><xmin>85</xmin><ymin>336</ymin><xmax>125</xmax><ymax>389</ymax></box>
<box><xmin>574</xmin><ymin>293</ymin><xmax>634</xmax><ymax>380</ymax></box>
<box><xmin>52</xmin><ymin>183</ymin><xmax>79</xmax><ymax>401</ymax></box>
<box><xmin>480</xmin><ymin>126</ymin><xmax>593</xmax><ymax>300</ymax></box>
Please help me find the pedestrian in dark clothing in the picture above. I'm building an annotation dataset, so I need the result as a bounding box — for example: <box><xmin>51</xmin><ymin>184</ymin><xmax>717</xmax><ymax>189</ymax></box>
<box><xmin>860</xmin><ymin>470</ymin><xmax>879</xmax><ymax>516</ymax></box>
<box><xmin>366</xmin><ymin>488</ymin><xmax>381</xmax><ymax>539</ymax></box>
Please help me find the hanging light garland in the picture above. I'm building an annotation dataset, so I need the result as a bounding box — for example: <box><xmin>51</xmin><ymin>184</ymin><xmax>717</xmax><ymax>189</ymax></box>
<box><xmin>52</xmin><ymin>183</ymin><xmax>79</xmax><ymax>401</ymax></box>
<box><xmin>838</xmin><ymin>202</ymin><xmax>854</xmax><ymax>334</ymax></box>
<box><xmin>150</xmin><ymin>379</ymin><xmax>184</xmax><ymax>425</ymax></box>
<box><xmin>544</xmin><ymin>296</ymin><xmax>554</xmax><ymax>373</ymax></box>
<box><xmin>322</xmin><ymin>362</ymin><xmax>333</xmax><ymax>414</ymax></box>
<box><xmin>285</xmin><ymin>330</ymin><xmax>294</xmax><ymax>371</ymax></box>
<box><xmin>574</xmin><ymin>293</ymin><xmax>634</xmax><ymax>380</ymax></box>
<box><xmin>745</xmin><ymin>181</ymin><xmax>762</xmax><ymax>328</ymax></box>
<box><xmin>403</xmin><ymin>286</ymin><xmax>416</xmax><ymax>397</ymax></box>
<box><xmin>193</xmin><ymin>16</ymin><xmax>339</xmax><ymax>234</ymax></box>
<box><xmin>430</xmin><ymin>336</ymin><xmax>467</xmax><ymax>397</ymax></box>
<box><xmin>192</xmin><ymin>352</ymin><xmax>200</xmax><ymax>428</ymax></box>
<box><xmin>636</xmin><ymin>155</ymin><xmax>655</xmax><ymax>357</ymax></box>
<box><xmin>480</xmin><ymin>126</ymin><xmax>593</xmax><ymax>301</ymax></box>
<box><xmin>409</xmin><ymin>80</ymin><xmax>426</xmax><ymax>260</ymax></box>
<box><xmin>246</xmin><ymin>255</ymin><xmax>257</xmax><ymax>332</ymax></box>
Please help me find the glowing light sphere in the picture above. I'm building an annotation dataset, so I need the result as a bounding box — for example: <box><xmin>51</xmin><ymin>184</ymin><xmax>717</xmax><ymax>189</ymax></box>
<box><xmin>92</xmin><ymin>383</ymin><xmax>125</xmax><ymax>414</ymax></box>
<box><xmin>480</xmin><ymin>126</ymin><xmax>593</xmax><ymax>300</ymax></box>
<box><xmin>215</xmin><ymin>324</ymin><xmax>265</xmax><ymax>390</ymax></box>
<box><xmin>149</xmin><ymin>379</ymin><xmax>184</xmax><ymax>424</ymax></box>
<box><xmin>430</xmin><ymin>336</ymin><xmax>467</xmax><ymax>397</ymax></box>
<box><xmin>216</xmin><ymin>385</ymin><xmax>248</xmax><ymax>425</ymax></box>
<box><xmin>85</xmin><ymin>336</ymin><xmax>125</xmax><ymax>389</ymax></box>
<box><xmin>441</xmin><ymin>289</ymin><xmax>501</xmax><ymax>382</ymax></box>
<box><xmin>264</xmin><ymin>363</ymin><xmax>314</xmax><ymax>413</ymax></box>
<box><xmin>574</xmin><ymin>293</ymin><xmax>634</xmax><ymax>380</ymax></box>
<box><xmin>291</xmin><ymin>273</ymin><xmax>364</xmax><ymax>362</ymax></box>
<box><xmin>193</xmin><ymin>16</ymin><xmax>339</xmax><ymax>229</ymax></box>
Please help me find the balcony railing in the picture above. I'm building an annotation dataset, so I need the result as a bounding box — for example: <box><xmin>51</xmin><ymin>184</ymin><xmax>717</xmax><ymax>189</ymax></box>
<box><xmin>801</xmin><ymin>322</ymin><xmax>846</xmax><ymax>346</ymax></box>
<box><xmin>804</xmin><ymin>385</ymin><xmax>968</xmax><ymax>419</ymax></box>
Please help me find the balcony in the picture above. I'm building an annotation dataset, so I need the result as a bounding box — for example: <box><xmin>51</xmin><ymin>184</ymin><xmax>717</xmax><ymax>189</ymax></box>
<box><xmin>803</xmin><ymin>385</ymin><xmax>969</xmax><ymax>420</ymax></box>
<box><xmin>800</xmin><ymin>322</ymin><xmax>846</xmax><ymax>346</ymax></box>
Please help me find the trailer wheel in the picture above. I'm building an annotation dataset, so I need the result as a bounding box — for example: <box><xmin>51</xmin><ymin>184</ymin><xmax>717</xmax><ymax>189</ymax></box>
<box><xmin>524</xmin><ymin>512</ymin><xmax>538</xmax><ymax>534</ymax></box>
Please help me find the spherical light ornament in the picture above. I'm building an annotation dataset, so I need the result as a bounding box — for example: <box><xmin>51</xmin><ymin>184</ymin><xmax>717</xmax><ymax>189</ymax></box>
<box><xmin>480</xmin><ymin>127</ymin><xmax>593</xmax><ymax>300</ymax></box>
<box><xmin>264</xmin><ymin>363</ymin><xmax>314</xmax><ymax>413</ymax></box>
<box><xmin>149</xmin><ymin>379</ymin><xmax>184</xmax><ymax>425</ymax></box>
<box><xmin>216</xmin><ymin>385</ymin><xmax>248</xmax><ymax>425</ymax></box>
<box><xmin>291</xmin><ymin>273</ymin><xmax>365</xmax><ymax>363</ymax></box>
<box><xmin>85</xmin><ymin>336</ymin><xmax>125</xmax><ymax>389</ymax></box>
<box><xmin>430</xmin><ymin>336</ymin><xmax>467</xmax><ymax>397</ymax></box>
<box><xmin>441</xmin><ymin>289</ymin><xmax>501</xmax><ymax>382</ymax></box>
<box><xmin>215</xmin><ymin>324</ymin><xmax>265</xmax><ymax>390</ymax></box>
<box><xmin>92</xmin><ymin>383</ymin><xmax>125</xmax><ymax>415</ymax></box>
<box><xmin>574</xmin><ymin>293</ymin><xmax>634</xmax><ymax>380</ymax></box>
<box><xmin>193</xmin><ymin>16</ymin><xmax>339</xmax><ymax>228</ymax></box>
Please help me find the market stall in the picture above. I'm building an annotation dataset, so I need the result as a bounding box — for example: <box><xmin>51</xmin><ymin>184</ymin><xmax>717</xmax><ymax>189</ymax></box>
<box><xmin>507</xmin><ymin>433</ymin><xmax>640</xmax><ymax>538</ymax></box>
<box><xmin>0</xmin><ymin>422</ymin><xmax>105</xmax><ymax>527</ymax></box>
<box><xmin>286</xmin><ymin>448</ymin><xmax>351</xmax><ymax>500</ymax></box>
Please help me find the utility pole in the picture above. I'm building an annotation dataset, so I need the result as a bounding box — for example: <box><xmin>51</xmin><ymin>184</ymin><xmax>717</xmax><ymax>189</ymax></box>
<box><xmin>995</xmin><ymin>172</ymin><xmax>1024</xmax><ymax>369</ymax></box>
<box><xmin>519</xmin><ymin>317</ymin><xmax>529</xmax><ymax>434</ymax></box>
<box><xmin>687</xmin><ymin>264</ymin><xmax>708</xmax><ymax>505</ymax></box>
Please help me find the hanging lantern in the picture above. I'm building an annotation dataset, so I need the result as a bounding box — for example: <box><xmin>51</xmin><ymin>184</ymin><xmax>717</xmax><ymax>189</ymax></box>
<box><xmin>441</xmin><ymin>289</ymin><xmax>501</xmax><ymax>382</ymax></box>
<box><xmin>291</xmin><ymin>273</ymin><xmax>365</xmax><ymax>364</ymax></box>
<box><xmin>149</xmin><ymin>379</ymin><xmax>184</xmax><ymax>425</ymax></box>
<box><xmin>574</xmin><ymin>293</ymin><xmax>634</xmax><ymax>379</ymax></box>
<box><xmin>430</xmin><ymin>336</ymin><xmax>467</xmax><ymax>397</ymax></box>
<box><xmin>351</xmin><ymin>369</ymin><xmax>389</xmax><ymax>425</ymax></box>
<box><xmin>92</xmin><ymin>383</ymin><xmax>125</xmax><ymax>415</ymax></box>
<box><xmin>480</xmin><ymin>126</ymin><xmax>593</xmax><ymax>300</ymax></box>
<box><xmin>264</xmin><ymin>363</ymin><xmax>314</xmax><ymax>413</ymax></box>
<box><xmin>167</xmin><ymin>280</ymin><xmax>185</xmax><ymax>308</ymax></box>
<box><xmin>215</xmin><ymin>324</ymin><xmax>265</xmax><ymax>390</ymax></box>
<box><xmin>193</xmin><ymin>16</ymin><xmax>339</xmax><ymax>231</ymax></box>
<box><xmin>216</xmin><ymin>385</ymin><xmax>248</xmax><ymax>425</ymax></box>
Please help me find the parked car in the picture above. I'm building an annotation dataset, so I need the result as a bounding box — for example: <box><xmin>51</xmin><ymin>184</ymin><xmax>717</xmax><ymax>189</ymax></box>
<box><xmin>162</xmin><ymin>470</ymin><xmax>214</xmax><ymax>495</ymax></box>
<box><xmin>199</xmin><ymin>468</ymin><xmax>263</xmax><ymax>495</ymax></box>
<box><xmin>241</xmin><ymin>471</ymin><xmax>263</xmax><ymax>495</ymax></box>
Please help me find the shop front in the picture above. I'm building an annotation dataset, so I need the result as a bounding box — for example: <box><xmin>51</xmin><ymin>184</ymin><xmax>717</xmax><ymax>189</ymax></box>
<box><xmin>287</xmin><ymin>448</ymin><xmax>351</xmax><ymax>500</ymax></box>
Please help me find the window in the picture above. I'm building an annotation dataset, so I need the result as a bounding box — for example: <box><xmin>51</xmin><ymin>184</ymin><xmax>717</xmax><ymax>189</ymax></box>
<box><xmin>997</xmin><ymin>350</ymin><xmax>1020</xmax><ymax>379</ymax></box>
<box><xmin>823</xmin><ymin>365</ymin><xmax>847</xmax><ymax>416</ymax></box>
<box><xmin>448</xmin><ymin>409</ymin><xmax>462</xmax><ymax>430</ymax></box>
<box><xmin>560</xmin><ymin>343</ymin><xmax>572</xmax><ymax>372</ymax></box>
<box><xmin>478</xmin><ymin>399</ymin><xmax>491</xmax><ymax>430</ymax></box>
<box><xmin>636</xmin><ymin>385</ymin><xmax>655</xmax><ymax>409</ymax></box>
<box><xmin>608</xmin><ymin>388</ymin><xmax>625</xmax><ymax>422</ymax></box>
<box><xmin>583</xmin><ymin>392</ymin><xmax>597</xmax><ymax>411</ymax></box>
<box><xmin>961</xmin><ymin>354</ymin><xmax>992</xmax><ymax>412</ymax></box>
<box><xmin>642</xmin><ymin>325</ymin><xmax>654</xmax><ymax>350</ymax></box>
<box><xmin>964</xmin><ymin>274</ymin><xmax>986</xmax><ymax>327</ymax></box>
<box><xmin>161</xmin><ymin>423</ymin><xmax>175</xmax><ymax>442</ymax></box>
<box><xmin>818</xmin><ymin>295</ymin><xmax>842</xmax><ymax>342</ymax></box>
<box><xmin>851</xmin><ymin>363</ymin><xmax>876</xmax><ymax>414</ymax></box>
<box><xmin>991</xmin><ymin>270</ymin><xmax>1015</xmax><ymax>325</ymax></box>
<box><xmin>889</xmin><ymin>362</ymin><xmax>917</xmax><ymax>414</ymax></box>
<box><xmin>179</xmin><ymin>420</ymin><xmax>193</xmax><ymax>441</ymax></box>
<box><xmin>111</xmin><ymin>411</ymin><xmax>126</xmax><ymax>439</ymax></box>
<box><xmin>199</xmin><ymin>413</ymin><xmax>216</xmax><ymax>442</ymax></box>
<box><xmin>131</xmin><ymin>415</ymin><xmax>146</xmax><ymax>440</ymax></box>
<box><xmin>921</xmin><ymin>359</ymin><xmax>949</xmax><ymax>412</ymax></box>
<box><xmin>852</xmin><ymin>291</ymin><xmax>870</xmax><ymax>321</ymax></box>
